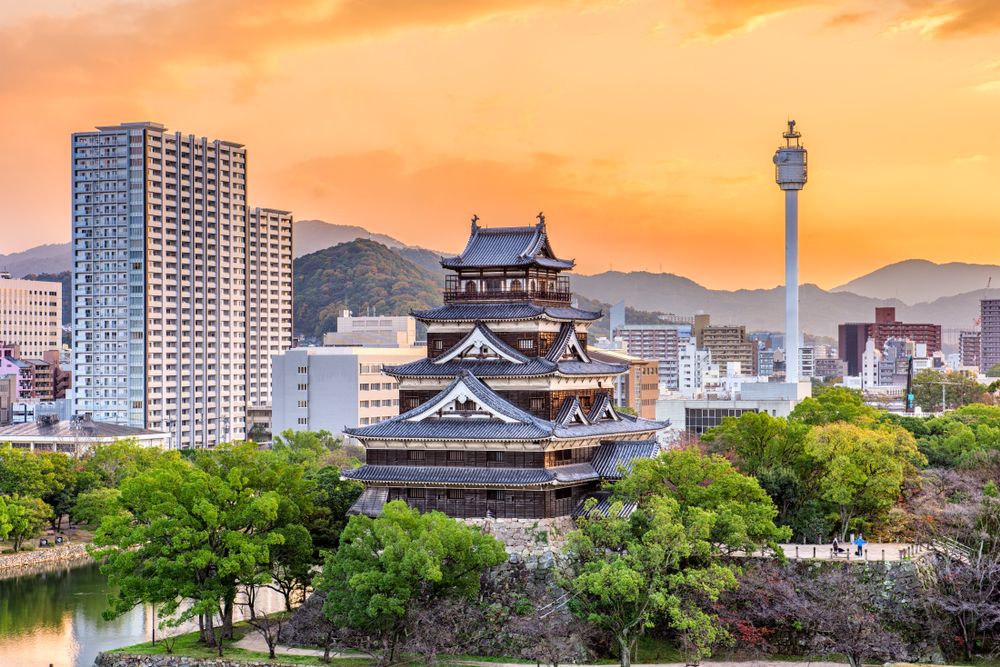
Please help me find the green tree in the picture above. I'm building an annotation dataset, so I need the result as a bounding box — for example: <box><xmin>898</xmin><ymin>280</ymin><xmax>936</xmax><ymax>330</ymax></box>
<box><xmin>615</xmin><ymin>448</ymin><xmax>791</xmax><ymax>553</ymax></box>
<box><xmin>305</xmin><ymin>465</ymin><xmax>363</xmax><ymax>552</ymax></box>
<box><xmin>83</xmin><ymin>438</ymin><xmax>162</xmax><ymax>488</ymax></box>
<box><xmin>6</xmin><ymin>496</ymin><xmax>53</xmax><ymax>552</ymax></box>
<box><xmin>0</xmin><ymin>496</ymin><xmax>12</xmax><ymax>542</ymax></box>
<box><xmin>789</xmin><ymin>386</ymin><xmax>878</xmax><ymax>426</ymax></box>
<box><xmin>987</xmin><ymin>364</ymin><xmax>1000</xmax><ymax>378</ymax></box>
<box><xmin>93</xmin><ymin>455</ymin><xmax>284</xmax><ymax>656</ymax></box>
<box><xmin>912</xmin><ymin>369</ymin><xmax>986</xmax><ymax>412</ymax></box>
<box><xmin>71</xmin><ymin>487</ymin><xmax>124</xmax><ymax>527</ymax></box>
<box><xmin>37</xmin><ymin>452</ymin><xmax>78</xmax><ymax>530</ymax></box>
<box><xmin>316</xmin><ymin>501</ymin><xmax>506</xmax><ymax>664</ymax></box>
<box><xmin>0</xmin><ymin>447</ymin><xmax>45</xmax><ymax>497</ymax></box>
<box><xmin>703</xmin><ymin>411</ymin><xmax>808</xmax><ymax>477</ymax></box>
<box><xmin>565</xmin><ymin>494</ymin><xmax>738</xmax><ymax>666</ymax></box>
<box><xmin>806</xmin><ymin>423</ymin><xmax>925</xmax><ymax>538</ymax></box>
<box><xmin>262</xmin><ymin>524</ymin><xmax>315</xmax><ymax>612</ymax></box>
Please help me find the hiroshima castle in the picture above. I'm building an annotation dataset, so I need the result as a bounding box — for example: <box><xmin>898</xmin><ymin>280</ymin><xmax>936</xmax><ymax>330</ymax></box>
<box><xmin>344</xmin><ymin>216</ymin><xmax>665</xmax><ymax>520</ymax></box>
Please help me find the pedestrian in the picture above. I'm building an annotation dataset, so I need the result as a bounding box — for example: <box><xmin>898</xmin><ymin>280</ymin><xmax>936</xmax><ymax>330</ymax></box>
<box><xmin>832</xmin><ymin>537</ymin><xmax>844</xmax><ymax>555</ymax></box>
<box><xmin>854</xmin><ymin>533</ymin><xmax>866</xmax><ymax>556</ymax></box>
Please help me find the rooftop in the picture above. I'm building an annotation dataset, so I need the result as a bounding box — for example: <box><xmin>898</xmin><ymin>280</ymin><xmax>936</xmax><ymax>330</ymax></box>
<box><xmin>0</xmin><ymin>418</ymin><xmax>164</xmax><ymax>440</ymax></box>
<box><xmin>441</xmin><ymin>219</ymin><xmax>574</xmax><ymax>270</ymax></box>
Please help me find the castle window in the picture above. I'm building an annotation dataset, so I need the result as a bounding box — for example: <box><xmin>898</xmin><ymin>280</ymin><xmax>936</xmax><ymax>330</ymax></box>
<box><xmin>447</xmin><ymin>489</ymin><xmax>464</xmax><ymax>500</ymax></box>
<box><xmin>555</xmin><ymin>488</ymin><xmax>573</xmax><ymax>500</ymax></box>
<box><xmin>447</xmin><ymin>451</ymin><xmax>465</xmax><ymax>462</ymax></box>
<box><xmin>487</xmin><ymin>490</ymin><xmax>502</xmax><ymax>501</ymax></box>
<box><xmin>408</xmin><ymin>450</ymin><xmax>425</xmax><ymax>461</ymax></box>
<box><xmin>487</xmin><ymin>451</ymin><xmax>504</xmax><ymax>462</ymax></box>
<box><xmin>555</xmin><ymin>449</ymin><xmax>572</xmax><ymax>462</ymax></box>
<box><xmin>407</xmin><ymin>488</ymin><xmax>425</xmax><ymax>499</ymax></box>
<box><xmin>518</xmin><ymin>339</ymin><xmax>534</xmax><ymax>350</ymax></box>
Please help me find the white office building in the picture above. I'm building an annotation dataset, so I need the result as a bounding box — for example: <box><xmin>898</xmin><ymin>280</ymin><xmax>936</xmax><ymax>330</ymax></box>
<box><xmin>71</xmin><ymin>122</ymin><xmax>292</xmax><ymax>448</ymax></box>
<box><xmin>271</xmin><ymin>346</ymin><xmax>424</xmax><ymax>438</ymax></box>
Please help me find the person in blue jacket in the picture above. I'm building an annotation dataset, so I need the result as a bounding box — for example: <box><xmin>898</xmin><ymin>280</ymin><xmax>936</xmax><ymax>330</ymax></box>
<box><xmin>854</xmin><ymin>533</ymin><xmax>867</xmax><ymax>556</ymax></box>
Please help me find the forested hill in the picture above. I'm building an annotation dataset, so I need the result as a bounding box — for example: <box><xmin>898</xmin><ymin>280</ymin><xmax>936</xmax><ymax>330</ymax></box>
<box><xmin>293</xmin><ymin>239</ymin><xmax>441</xmax><ymax>338</ymax></box>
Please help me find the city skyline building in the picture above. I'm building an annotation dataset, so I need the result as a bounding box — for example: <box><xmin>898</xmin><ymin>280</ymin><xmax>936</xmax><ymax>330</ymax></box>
<box><xmin>0</xmin><ymin>273</ymin><xmax>62</xmax><ymax>358</ymax></box>
<box><xmin>981</xmin><ymin>299</ymin><xmax>1000</xmax><ymax>373</ymax></box>
<box><xmin>71</xmin><ymin>121</ymin><xmax>292</xmax><ymax>448</ymax></box>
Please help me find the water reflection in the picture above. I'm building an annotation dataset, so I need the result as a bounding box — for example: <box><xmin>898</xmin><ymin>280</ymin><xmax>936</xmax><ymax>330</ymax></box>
<box><xmin>0</xmin><ymin>561</ymin><xmax>282</xmax><ymax>667</ymax></box>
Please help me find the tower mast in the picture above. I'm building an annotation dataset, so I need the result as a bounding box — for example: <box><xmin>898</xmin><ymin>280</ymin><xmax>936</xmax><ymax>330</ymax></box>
<box><xmin>773</xmin><ymin>120</ymin><xmax>808</xmax><ymax>384</ymax></box>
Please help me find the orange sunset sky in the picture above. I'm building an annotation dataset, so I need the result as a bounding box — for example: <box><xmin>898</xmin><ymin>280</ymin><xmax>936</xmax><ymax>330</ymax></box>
<box><xmin>0</xmin><ymin>0</ymin><xmax>998</xmax><ymax>289</ymax></box>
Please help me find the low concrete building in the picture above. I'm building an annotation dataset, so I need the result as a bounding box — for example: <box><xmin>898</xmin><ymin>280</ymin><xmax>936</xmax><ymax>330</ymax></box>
<box><xmin>0</xmin><ymin>415</ymin><xmax>169</xmax><ymax>455</ymax></box>
<box><xmin>657</xmin><ymin>382</ymin><xmax>810</xmax><ymax>435</ymax></box>
<box><xmin>271</xmin><ymin>346</ymin><xmax>425</xmax><ymax>438</ymax></box>
<box><xmin>589</xmin><ymin>348</ymin><xmax>660</xmax><ymax>419</ymax></box>
<box><xmin>322</xmin><ymin>312</ymin><xmax>418</xmax><ymax>348</ymax></box>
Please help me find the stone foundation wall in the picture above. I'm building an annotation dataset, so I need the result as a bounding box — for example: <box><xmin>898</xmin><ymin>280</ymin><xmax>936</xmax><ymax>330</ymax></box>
<box><xmin>0</xmin><ymin>542</ymin><xmax>92</xmax><ymax>575</ymax></box>
<box><xmin>464</xmin><ymin>516</ymin><xmax>575</xmax><ymax>568</ymax></box>
<box><xmin>96</xmin><ymin>654</ymin><xmax>304</xmax><ymax>667</ymax></box>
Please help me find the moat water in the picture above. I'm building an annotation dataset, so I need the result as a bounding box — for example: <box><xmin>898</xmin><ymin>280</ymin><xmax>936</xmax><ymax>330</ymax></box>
<box><xmin>0</xmin><ymin>561</ymin><xmax>282</xmax><ymax>667</ymax></box>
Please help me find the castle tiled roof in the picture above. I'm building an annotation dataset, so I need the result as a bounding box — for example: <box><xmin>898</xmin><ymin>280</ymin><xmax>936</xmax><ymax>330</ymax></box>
<box><xmin>342</xmin><ymin>463</ymin><xmax>599</xmax><ymax>486</ymax></box>
<box><xmin>345</xmin><ymin>370</ymin><xmax>666</xmax><ymax>443</ymax></box>
<box><xmin>347</xmin><ymin>487</ymin><xmax>389</xmax><ymax>516</ymax></box>
<box><xmin>433</xmin><ymin>321</ymin><xmax>531</xmax><ymax>364</ymax></box>
<box><xmin>441</xmin><ymin>221</ymin><xmax>574</xmax><ymax>270</ymax></box>
<box><xmin>572</xmin><ymin>491</ymin><xmax>638</xmax><ymax>519</ymax></box>
<box><xmin>383</xmin><ymin>357</ymin><xmax>627</xmax><ymax>379</ymax></box>
<box><xmin>411</xmin><ymin>303</ymin><xmax>601</xmax><ymax>323</ymax></box>
<box><xmin>591</xmin><ymin>439</ymin><xmax>661</xmax><ymax>479</ymax></box>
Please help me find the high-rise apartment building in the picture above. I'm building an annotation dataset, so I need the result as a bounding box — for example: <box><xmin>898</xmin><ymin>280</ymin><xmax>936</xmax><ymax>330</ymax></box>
<box><xmin>702</xmin><ymin>324</ymin><xmax>756</xmax><ymax>375</ymax></box>
<box><xmin>0</xmin><ymin>273</ymin><xmax>62</xmax><ymax>358</ymax></box>
<box><xmin>615</xmin><ymin>323</ymin><xmax>691</xmax><ymax>390</ymax></box>
<box><xmin>246</xmin><ymin>207</ymin><xmax>294</xmax><ymax>413</ymax></box>
<box><xmin>959</xmin><ymin>329</ymin><xmax>981</xmax><ymax>369</ymax></box>
<box><xmin>981</xmin><ymin>300</ymin><xmax>1000</xmax><ymax>373</ymax></box>
<box><xmin>71</xmin><ymin>122</ymin><xmax>292</xmax><ymax>448</ymax></box>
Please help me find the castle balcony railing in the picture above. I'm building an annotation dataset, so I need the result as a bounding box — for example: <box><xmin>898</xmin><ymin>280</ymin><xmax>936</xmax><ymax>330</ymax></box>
<box><xmin>444</xmin><ymin>276</ymin><xmax>572</xmax><ymax>305</ymax></box>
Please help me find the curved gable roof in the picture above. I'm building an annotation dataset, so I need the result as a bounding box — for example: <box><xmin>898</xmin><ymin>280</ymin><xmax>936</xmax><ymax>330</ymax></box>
<box><xmin>441</xmin><ymin>221</ymin><xmax>574</xmax><ymax>270</ymax></box>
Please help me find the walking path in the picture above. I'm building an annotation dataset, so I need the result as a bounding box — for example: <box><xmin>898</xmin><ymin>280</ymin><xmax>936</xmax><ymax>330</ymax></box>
<box><xmin>776</xmin><ymin>542</ymin><xmax>926</xmax><ymax>562</ymax></box>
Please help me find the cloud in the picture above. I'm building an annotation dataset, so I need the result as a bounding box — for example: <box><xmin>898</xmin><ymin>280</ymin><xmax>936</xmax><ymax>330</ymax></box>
<box><xmin>273</xmin><ymin>149</ymin><xmax>757</xmax><ymax>277</ymax></box>
<box><xmin>679</xmin><ymin>0</ymin><xmax>817</xmax><ymax>38</ymax></box>
<box><xmin>891</xmin><ymin>0</ymin><xmax>1000</xmax><ymax>37</ymax></box>
<box><xmin>0</xmin><ymin>0</ymin><xmax>606</xmax><ymax>96</ymax></box>
<box><xmin>825</xmin><ymin>10</ymin><xmax>875</xmax><ymax>28</ymax></box>
<box><xmin>972</xmin><ymin>80</ymin><xmax>1000</xmax><ymax>93</ymax></box>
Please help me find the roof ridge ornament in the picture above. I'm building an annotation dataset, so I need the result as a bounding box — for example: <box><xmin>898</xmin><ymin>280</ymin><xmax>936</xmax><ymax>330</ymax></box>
<box><xmin>471</xmin><ymin>214</ymin><xmax>479</xmax><ymax>233</ymax></box>
<box><xmin>536</xmin><ymin>211</ymin><xmax>545</xmax><ymax>228</ymax></box>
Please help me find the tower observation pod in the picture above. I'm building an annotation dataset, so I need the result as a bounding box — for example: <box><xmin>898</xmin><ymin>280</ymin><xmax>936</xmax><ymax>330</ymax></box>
<box><xmin>773</xmin><ymin>120</ymin><xmax>807</xmax><ymax>384</ymax></box>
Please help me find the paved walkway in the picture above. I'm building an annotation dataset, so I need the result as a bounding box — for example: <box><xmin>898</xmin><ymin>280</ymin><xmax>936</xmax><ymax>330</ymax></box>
<box><xmin>775</xmin><ymin>542</ymin><xmax>925</xmax><ymax>562</ymax></box>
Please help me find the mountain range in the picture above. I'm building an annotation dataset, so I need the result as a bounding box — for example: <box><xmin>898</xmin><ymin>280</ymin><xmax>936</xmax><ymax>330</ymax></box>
<box><xmin>5</xmin><ymin>220</ymin><xmax>998</xmax><ymax>338</ymax></box>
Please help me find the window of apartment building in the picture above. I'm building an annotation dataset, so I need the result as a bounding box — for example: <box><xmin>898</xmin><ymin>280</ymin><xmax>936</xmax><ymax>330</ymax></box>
<box><xmin>296</xmin><ymin>417</ymin><xmax>307</xmax><ymax>425</ymax></box>
<box><xmin>297</xmin><ymin>400</ymin><xmax>308</xmax><ymax>408</ymax></box>
<box><xmin>360</xmin><ymin>400</ymin><xmax>370</xmax><ymax>408</ymax></box>
<box><xmin>360</xmin><ymin>417</ymin><xmax>370</xmax><ymax>425</ymax></box>
<box><xmin>296</xmin><ymin>383</ymin><xmax>307</xmax><ymax>391</ymax></box>
<box><xmin>296</xmin><ymin>366</ymin><xmax>307</xmax><ymax>374</ymax></box>
<box><xmin>360</xmin><ymin>383</ymin><xmax>370</xmax><ymax>391</ymax></box>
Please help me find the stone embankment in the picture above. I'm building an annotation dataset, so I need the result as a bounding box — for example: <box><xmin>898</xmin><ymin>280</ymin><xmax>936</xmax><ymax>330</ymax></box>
<box><xmin>463</xmin><ymin>516</ymin><xmax>573</xmax><ymax>567</ymax></box>
<box><xmin>0</xmin><ymin>542</ymin><xmax>92</xmax><ymax>576</ymax></box>
<box><xmin>96</xmin><ymin>655</ymin><xmax>307</xmax><ymax>667</ymax></box>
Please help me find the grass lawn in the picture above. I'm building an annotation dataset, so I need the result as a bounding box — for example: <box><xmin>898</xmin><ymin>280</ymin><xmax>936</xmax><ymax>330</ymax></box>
<box><xmin>111</xmin><ymin>626</ymin><xmax>372</xmax><ymax>666</ymax></box>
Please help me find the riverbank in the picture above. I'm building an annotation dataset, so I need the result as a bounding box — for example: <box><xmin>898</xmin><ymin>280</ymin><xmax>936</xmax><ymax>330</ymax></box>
<box><xmin>0</xmin><ymin>541</ymin><xmax>92</xmax><ymax>577</ymax></box>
